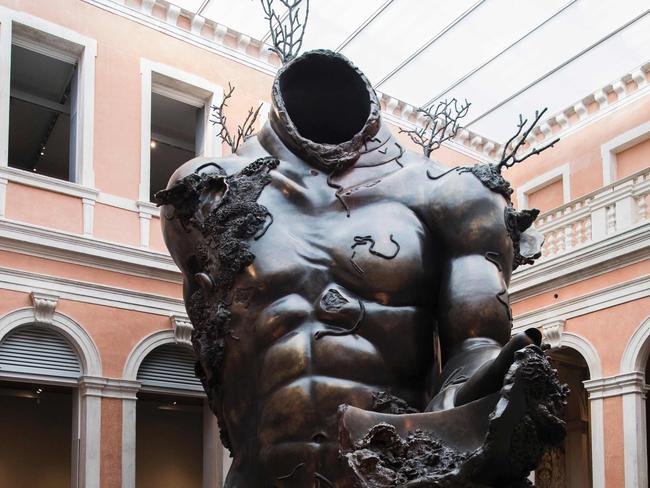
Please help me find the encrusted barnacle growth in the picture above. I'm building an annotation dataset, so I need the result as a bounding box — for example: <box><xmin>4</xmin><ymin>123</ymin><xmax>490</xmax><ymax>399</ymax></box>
<box><xmin>505</xmin><ymin>206</ymin><xmax>542</xmax><ymax>269</ymax></box>
<box><xmin>371</xmin><ymin>391</ymin><xmax>419</xmax><ymax>415</ymax></box>
<box><xmin>342</xmin><ymin>346</ymin><xmax>569</xmax><ymax>487</ymax></box>
<box><xmin>154</xmin><ymin>156</ymin><xmax>279</xmax><ymax>450</ymax></box>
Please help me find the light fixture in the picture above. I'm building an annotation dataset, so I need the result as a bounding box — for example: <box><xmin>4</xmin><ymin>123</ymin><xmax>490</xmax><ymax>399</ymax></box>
<box><xmin>150</xmin><ymin>140</ymin><xmax>157</xmax><ymax>149</ymax></box>
<box><xmin>35</xmin><ymin>387</ymin><xmax>43</xmax><ymax>394</ymax></box>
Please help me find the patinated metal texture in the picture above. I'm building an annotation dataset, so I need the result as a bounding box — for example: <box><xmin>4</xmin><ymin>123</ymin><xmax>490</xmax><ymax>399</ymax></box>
<box><xmin>156</xmin><ymin>50</ymin><xmax>567</xmax><ymax>487</ymax></box>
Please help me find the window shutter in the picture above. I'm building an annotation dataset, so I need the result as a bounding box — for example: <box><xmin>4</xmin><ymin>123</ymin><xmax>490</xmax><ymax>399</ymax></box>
<box><xmin>137</xmin><ymin>344</ymin><xmax>203</xmax><ymax>391</ymax></box>
<box><xmin>0</xmin><ymin>326</ymin><xmax>81</xmax><ymax>379</ymax></box>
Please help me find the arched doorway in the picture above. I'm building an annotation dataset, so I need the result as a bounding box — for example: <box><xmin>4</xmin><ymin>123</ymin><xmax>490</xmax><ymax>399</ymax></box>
<box><xmin>135</xmin><ymin>343</ymin><xmax>206</xmax><ymax>488</ymax></box>
<box><xmin>0</xmin><ymin>325</ymin><xmax>80</xmax><ymax>488</ymax></box>
<box><xmin>646</xmin><ymin>358</ymin><xmax>650</xmax><ymax>483</ymax></box>
<box><xmin>536</xmin><ymin>347</ymin><xmax>592</xmax><ymax>487</ymax></box>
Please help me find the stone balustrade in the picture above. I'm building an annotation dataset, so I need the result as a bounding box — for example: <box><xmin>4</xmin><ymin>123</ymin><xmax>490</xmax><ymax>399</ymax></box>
<box><xmin>533</xmin><ymin>167</ymin><xmax>650</xmax><ymax>260</ymax></box>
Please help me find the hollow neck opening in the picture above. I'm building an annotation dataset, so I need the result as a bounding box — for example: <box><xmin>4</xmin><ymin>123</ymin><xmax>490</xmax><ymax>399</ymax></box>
<box><xmin>277</xmin><ymin>51</ymin><xmax>373</xmax><ymax>145</ymax></box>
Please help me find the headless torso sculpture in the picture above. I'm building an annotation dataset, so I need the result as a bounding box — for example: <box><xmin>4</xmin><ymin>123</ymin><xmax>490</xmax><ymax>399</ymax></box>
<box><xmin>157</xmin><ymin>51</ymin><xmax>567</xmax><ymax>487</ymax></box>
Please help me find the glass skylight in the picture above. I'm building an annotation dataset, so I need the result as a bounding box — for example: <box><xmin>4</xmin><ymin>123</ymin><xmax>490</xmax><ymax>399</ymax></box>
<box><xmin>162</xmin><ymin>0</ymin><xmax>650</xmax><ymax>144</ymax></box>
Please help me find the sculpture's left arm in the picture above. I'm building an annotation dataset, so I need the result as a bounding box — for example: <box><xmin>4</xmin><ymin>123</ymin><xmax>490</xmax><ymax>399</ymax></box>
<box><xmin>426</xmin><ymin>171</ymin><xmax>539</xmax><ymax>411</ymax></box>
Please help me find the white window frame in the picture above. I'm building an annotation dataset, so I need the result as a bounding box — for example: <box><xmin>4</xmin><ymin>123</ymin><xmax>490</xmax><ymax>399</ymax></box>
<box><xmin>516</xmin><ymin>163</ymin><xmax>571</xmax><ymax>210</ymax></box>
<box><xmin>0</xmin><ymin>6</ymin><xmax>96</xmax><ymax>191</ymax></box>
<box><xmin>139</xmin><ymin>59</ymin><xmax>222</xmax><ymax>205</ymax></box>
<box><xmin>600</xmin><ymin>120</ymin><xmax>650</xmax><ymax>185</ymax></box>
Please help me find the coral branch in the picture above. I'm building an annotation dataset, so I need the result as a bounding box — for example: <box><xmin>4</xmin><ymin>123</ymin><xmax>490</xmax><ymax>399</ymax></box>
<box><xmin>261</xmin><ymin>0</ymin><xmax>310</xmax><ymax>63</ymax></box>
<box><xmin>210</xmin><ymin>83</ymin><xmax>262</xmax><ymax>154</ymax></box>
<box><xmin>399</xmin><ymin>98</ymin><xmax>471</xmax><ymax>158</ymax></box>
<box><xmin>497</xmin><ymin>108</ymin><xmax>559</xmax><ymax>173</ymax></box>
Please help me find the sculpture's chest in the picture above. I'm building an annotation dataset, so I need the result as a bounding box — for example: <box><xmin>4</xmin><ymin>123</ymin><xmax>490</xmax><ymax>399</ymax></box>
<box><xmin>244</xmin><ymin>180</ymin><xmax>437</xmax><ymax>305</ymax></box>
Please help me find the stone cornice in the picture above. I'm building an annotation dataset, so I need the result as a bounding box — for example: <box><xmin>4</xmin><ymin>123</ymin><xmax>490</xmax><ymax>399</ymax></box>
<box><xmin>83</xmin><ymin>0</ymin><xmax>280</xmax><ymax>74</ymax></box>
<box><xmin>584</xmin><ymin>371</ymin><xmax>646</xmax><ymax>399</ymax></box>
<box><xmin>0</xmin><ymin>218</ymin><xmax>181</xmax><ymax>283</ymax></box>
<box><xmin>379</xmin><ymin>62</ymin><xmax>650</xmax><ymax>161</ymax></box>
<box><xmin>0</xmin><ymin>264</ymin><xmax>185</xmax><ymax>316</ymax></box>
<box><xmin>80</xmin><ymin>376</ymin><xmax>141</xmax><ymax>399</ymax></box>
<box><xmin>512</xmin><ymin>273</ymin><xmax>650</xmax><ymax>332</ymax></box>
<box><xmin>510</xmin><ymin>221</ymin><xmax>650</xmax><ymax>302</ymax></box>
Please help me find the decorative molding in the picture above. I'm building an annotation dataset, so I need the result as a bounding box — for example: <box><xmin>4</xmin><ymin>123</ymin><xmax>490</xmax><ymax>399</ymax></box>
<box><xmin>526</xmin><ymin>62</ymin><xmax>650</xmax><ymax>155</ymax></box>
<box><xmin>0</xmin><ymin>218</ymin><xmax>181</xmax><ymax>283</ymax></box>
<box><xmin>82</xmin><ymin>197</ymin><xmax>95</xmax><ymax>236</ymax></box>
<box><xmin>542</xmin><ymin>319</ymin><xmax>565</xmax><ymax>349</ymax></box>
<box><xmin>512</xmin><ymin>274</ymin><xmax>650</xmax><ymax>332</ymax></box>
<box><xmin>379</xmin><ymin>63</ymin><xmax>650</xmax><ymax>163</ymax></box>
<box><xmin>584</xmin><ymin>371</ymin><xmax>646</xmax><ymax>399</ymax></box>
<box><xmin>556</xmin><ymin>332</ymin><xmax>603</xmax><ymax>380</ymax></box>
<box><xmin>171</xmin><ymin>314</ymin><xmax>193</xmax><ymax>346</ymax></box>
<box><xmin>620</xmin><ymin>315</ymin><xmax>650</xmax><ymax>374</ymax></box>
<box><xmin>82</xmin><ymin>0</ymin><xmax>279</xmax><ymax>75</ymax></box>
<box><xmin>80</xmin><ymin>375</ymin><xmax>141</xmax><ymax>400</ymax></box>
<box><xmin>137</xmin><ymin>200</ymin><xmax>160</xmax><ymax>216</ymax></box>
<box><xmin>510</xmin><ymin>220</ymin><xmax>650</xmax><ymax>301</ymax></box>
<box><xmin>0</xmin><ymin>266</ymin><xmax>184</xmax><ymax>316</ymax></box>
<box><xmin>30</xmin><ymin>291</ymin><xmax>59</xmax><ymax>325</ymax></box>
<box><xmin>123</xmin><ymin>329</ymin><xmax>175</xmax><ymax>380</ymax></box>
<box><xmin>0</xmin><ymin>166</ymin><xmax>98</xmax><ymax>200</ymax></box>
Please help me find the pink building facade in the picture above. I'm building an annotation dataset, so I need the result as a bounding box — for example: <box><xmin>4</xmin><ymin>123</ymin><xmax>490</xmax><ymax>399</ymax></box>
<box><xmin>0</xmin><ymin>1</ymin><xmax>648</xmax><ymax>487</ymax></box>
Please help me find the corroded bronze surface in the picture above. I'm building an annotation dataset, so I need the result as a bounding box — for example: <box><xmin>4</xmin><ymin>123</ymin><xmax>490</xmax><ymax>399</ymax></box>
<box><xmin>156</xmin><ymin>50</ymin><xmax>566</xmax><ymax>487</ymax></box>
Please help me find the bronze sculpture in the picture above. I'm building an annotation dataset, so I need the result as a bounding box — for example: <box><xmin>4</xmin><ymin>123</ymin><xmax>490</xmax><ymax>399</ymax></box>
<box><xmin>156</xmin><ymin>50</ymin><xmax>567</xmax><ymax>487</ymax></box>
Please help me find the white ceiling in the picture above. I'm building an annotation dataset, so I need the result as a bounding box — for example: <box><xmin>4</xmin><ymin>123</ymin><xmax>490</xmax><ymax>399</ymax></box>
<box><xmin>171</xmin><ymin>0</ymin><xmax>650</xmax><ymax>143</ymax></box>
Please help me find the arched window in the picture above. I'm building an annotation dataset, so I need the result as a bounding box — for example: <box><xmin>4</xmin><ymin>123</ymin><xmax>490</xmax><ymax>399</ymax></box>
<box><xmin>536</xmin><ymin>347</ymin><xmax>592</xmax><ymax>488</ymax></box>
<box><xmin>135</xmin><ymin>343</ymin><xmax>206</xmax><ymax>488</ymax></box>
<box><xmin>137</xmin><ymin>343</ymin><xmax>202</xmax><ymax>392</ymax></box>
<box><xmin>0</xmin><ymin>325</ymin><xmax>81</xmax><ymax>488</ymax></box>
<box><xmin>0</xmin><ymin>325</ymin><xmax>81</xmax><ymax>379</ymax></box>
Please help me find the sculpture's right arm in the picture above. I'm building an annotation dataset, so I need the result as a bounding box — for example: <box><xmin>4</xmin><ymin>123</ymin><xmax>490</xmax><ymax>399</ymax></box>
<box><xmin>425</xmin><ymin>171</ymin><xmax>540</xmax><ymax>411</ymax></box>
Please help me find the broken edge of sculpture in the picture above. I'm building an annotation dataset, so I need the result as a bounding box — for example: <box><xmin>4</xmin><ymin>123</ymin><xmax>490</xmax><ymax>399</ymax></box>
<box><xmin>339</xmin><ymin>345</ymin><xmax>569</xmax><ymax>487</ymax></box>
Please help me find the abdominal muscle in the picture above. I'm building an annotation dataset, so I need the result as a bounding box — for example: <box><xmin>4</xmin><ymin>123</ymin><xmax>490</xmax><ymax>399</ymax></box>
<box><xmin>219</xmin><ymin>297</ymin><xmax>435</xmax><ymax>487</ymax></box>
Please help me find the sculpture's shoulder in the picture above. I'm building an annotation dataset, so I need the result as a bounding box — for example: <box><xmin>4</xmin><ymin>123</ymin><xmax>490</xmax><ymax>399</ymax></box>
<box><xmin>388</xmin><ymin>150</ymin><xmax>510</xmax><ymax>221</ymax></box>
<box><xmin>165</xmin><ymin>154</ymin><xmax>248</xmax><ymax>187</ymax></box>
<box><xmin>165</xmin><ymin>135</ymin><xmax>272</xmax><ymax>188</ymax></box>
<box><xmin>387</xmin><ymin>152</ymin><xmax>513</xmax><ymax>257</ymax></box>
